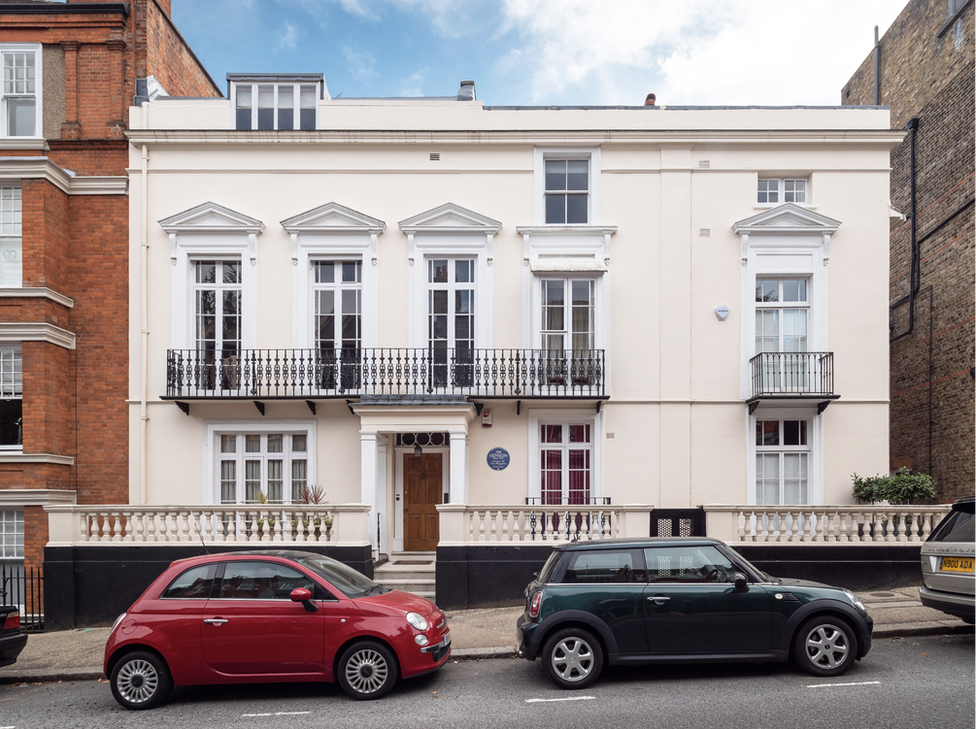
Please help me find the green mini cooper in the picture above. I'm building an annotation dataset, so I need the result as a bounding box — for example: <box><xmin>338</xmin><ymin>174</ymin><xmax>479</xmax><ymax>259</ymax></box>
<box><xmin>516</xmin><ymin>537</ymin><xmax>873</xmax><ymax>689</ymax></box>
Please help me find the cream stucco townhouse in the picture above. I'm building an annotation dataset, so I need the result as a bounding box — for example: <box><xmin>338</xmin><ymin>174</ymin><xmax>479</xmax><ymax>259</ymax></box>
<box><xmin>44</xmin><ymin>77</ymin><xmax>948</xmax><ymax>624</ymax></box>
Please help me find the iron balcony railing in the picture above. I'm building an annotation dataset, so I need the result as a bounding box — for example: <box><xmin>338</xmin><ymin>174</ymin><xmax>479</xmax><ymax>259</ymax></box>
<box><xmin>749</xmin><ymin>351</ymin><xmax>834</xmax><ymax>397</ymax></box>
<box><xmin>166</xmin><ymin>348</ymin><xmax>605</xmax><ymax>400</ymax></box>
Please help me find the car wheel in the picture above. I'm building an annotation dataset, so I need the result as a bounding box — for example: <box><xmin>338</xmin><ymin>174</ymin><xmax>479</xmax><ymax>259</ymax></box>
<box><xmin>542</xmin><ymin>627</ymin><xmax>603</xmax><ymax>689</ymax></box>
<box><xmin>337</xmin><ymin>641</ymin><xmax>399</xmax><ymax>700</ymax></box>
<box><xmin>792</xmin><ymin>616</ymin><xmax>857</xmax><ymax>677</ymax></box>
<box><xmin>110</xmin><ymin>651</ymin><xmax>173</xmax><ymax>710</ymax></box>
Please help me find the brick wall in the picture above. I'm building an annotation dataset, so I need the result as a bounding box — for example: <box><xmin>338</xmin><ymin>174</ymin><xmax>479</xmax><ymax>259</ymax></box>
<box><xmin>141</xmin><ymin>0</ymin><xmax>221</xmax><ymax>97</ymax></box>
<box><xmin>843</xmin><ymin>0</ymin><xmax>974</xmax><ymax>127</ymax></box>
<box><xmin>843</xmin><ymin>0</ymin><xmax>975</xmax><ymax>502</ymax></box>
<box><xmin>1</xmin><ymin>0</ymin><xmax>218</xmax><ymax>584</ymax></box>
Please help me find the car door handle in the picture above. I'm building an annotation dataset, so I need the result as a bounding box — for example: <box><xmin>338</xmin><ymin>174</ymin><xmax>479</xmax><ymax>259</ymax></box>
<box><xmin>204</xmin><ymin>618</ymin><xmax>229</xmax><ymax>625</ymax></box>
<box><xmin>648</xmin><ymin>596</ymin><xmax>670</xmax><ymax>603</ymax></box>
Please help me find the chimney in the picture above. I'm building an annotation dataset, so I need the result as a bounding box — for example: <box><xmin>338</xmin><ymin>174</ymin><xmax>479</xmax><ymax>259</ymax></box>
<box><xmin>457</xmin><ymin>80</ymin><xmax>476</xmax><ymax>101</ymax></box>
<box><xmin>644</xmin><ymin>93</ymin><xmax>656</xmax><ymax>106</ymax></box>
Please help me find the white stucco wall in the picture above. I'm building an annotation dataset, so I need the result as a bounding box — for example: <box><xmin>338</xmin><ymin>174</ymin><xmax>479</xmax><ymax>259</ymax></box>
<box><xmin>127</xmin><ymin>99</ymin><xmax>899</xmax><ymax>523</ymax></box>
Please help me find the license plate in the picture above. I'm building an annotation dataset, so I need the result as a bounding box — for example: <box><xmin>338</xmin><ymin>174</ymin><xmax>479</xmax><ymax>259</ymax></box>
<box><xmin>940</xmin><ymin>556</ymin><xmax>975</xmax><ymax>573</ymax></box>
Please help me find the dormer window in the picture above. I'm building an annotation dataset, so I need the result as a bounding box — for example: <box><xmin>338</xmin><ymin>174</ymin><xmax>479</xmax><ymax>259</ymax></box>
<box><xmin>228</xmin><ymin>74</ymin><xmax>324</xmax><ymax>131</ymax></box>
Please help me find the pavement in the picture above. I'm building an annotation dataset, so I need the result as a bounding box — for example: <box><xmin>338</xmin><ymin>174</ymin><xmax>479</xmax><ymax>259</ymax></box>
<box><xmin>0</xmin><ymin>585</ymin><xmax>971</xmax><ymax>684</ymax></box>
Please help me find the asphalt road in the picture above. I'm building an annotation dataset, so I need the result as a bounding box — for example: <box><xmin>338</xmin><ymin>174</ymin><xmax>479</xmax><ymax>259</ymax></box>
<box><xmin>0</xmin><ymin>633</ymin><xmax>972</xmax><ymax>729</ymax></box>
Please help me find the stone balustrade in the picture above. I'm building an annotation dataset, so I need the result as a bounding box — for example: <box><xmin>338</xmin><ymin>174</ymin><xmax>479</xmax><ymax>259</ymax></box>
<box><xmin>44</xmin><ymin>504</ymin><xmax>372</xmax><ymax>547</ymax></box>
<box><xmin>704</xmin><ymin>504</ymin><xmax>952</xmax><ymax>544</ymax></box>
<box><xmin>436</xmin><ymin>504</ymin><xmax>652</xmax><ymax>544</ymax></box>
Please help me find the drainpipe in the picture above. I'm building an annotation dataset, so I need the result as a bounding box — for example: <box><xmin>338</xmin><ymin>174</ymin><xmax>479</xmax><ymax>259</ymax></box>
<box><xmin>873</xmin><ymin>26</ymin><xmax>880</xmax><ymax>106</ymax></box>
<box><xmin>140</xmin><ymin>144</ymin><xmax>149</xmax><ymax>505</ymax></box>
<box><xmin>891</xmin><ymin>117</ymin><xmax>919</xmax><ymax>342</ymax></box>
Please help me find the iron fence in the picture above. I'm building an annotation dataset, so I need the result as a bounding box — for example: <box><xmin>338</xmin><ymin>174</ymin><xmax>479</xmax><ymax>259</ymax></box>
<box><xmin>0</xmin><ymin>564</ymin><xmax>43</xmax><ymax>631</ymax></box>
<box><xmin>166</xmin><ymin>348</ymin><xmax>606</xmax><ymax>400</ymax></box>
<box><xmin>749</xmin><ymin>351</ymin><xmax>834</xmax><ymax>397</ymax></box>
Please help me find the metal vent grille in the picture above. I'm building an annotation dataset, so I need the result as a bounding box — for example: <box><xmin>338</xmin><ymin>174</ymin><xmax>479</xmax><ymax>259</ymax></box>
<box><xmin>430</xmin><ymin>152</ymin><xmax>440</xmax><ymax>161</ymax></box>
<box><xmin>699</xmin><ymin>228</ymin><xmax>710</xmax><ymax>238</ymax></box>
<box><xmin>698</xmin><ymin>160</ymin><xmax>710</xmax><ymax>169</ymax></box>
<box><xmin>654</xmin><ymin>518</ymin><xmax>695</xmax><ymax>537</ymax></box>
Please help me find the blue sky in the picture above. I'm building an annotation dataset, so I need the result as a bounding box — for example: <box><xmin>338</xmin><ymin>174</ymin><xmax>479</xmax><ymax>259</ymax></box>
<box><xmin>172</xmin><ymin>0</ymin><xmax>903</xmax><ymax>106</ymax></box>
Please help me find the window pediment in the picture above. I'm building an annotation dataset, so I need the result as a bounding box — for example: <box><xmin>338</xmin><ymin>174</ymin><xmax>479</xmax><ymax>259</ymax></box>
<box><xmin>159</xmin><ymin>201</ymin><xmax>264</xmax><ymax>235</ymax></box>
<box><xmin>159</xmin><ymin>202</ymin><xmax>264</xmax><ymax>266</ymax></box>
<box><xmin>398</xmin><ymin>203</ymin><xmax>501</xmax><ymax>235</ymax></box>
<box><xmin>732</xmin><ymin>203</ymin><xmax>841</xmax><ymax>236</ymax></box>
<box><xmin>281</xmin><ymin>202</ymin><xmax>384</xmax><ymax>235</ymax></box>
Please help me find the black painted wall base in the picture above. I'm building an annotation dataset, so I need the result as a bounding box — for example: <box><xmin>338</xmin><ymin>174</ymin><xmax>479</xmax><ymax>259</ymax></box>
<box><xmin>734</xmin><ymin>545</ymin><xmax>924</xmax><ymax>591</ymax></box>
<box><xmin>435</xmin><ymin>544</ymin><xmax>926</xmax><ymax>610</ymax></box>
<box><xmin>44</xmin><ymin>545</ymin><xmax>374</xmax><ymax>630</ymax></box>
<box><xmin>436</xmin><ymin>544</ymin><xmax>553</xmax><ymax>610</ymax></box>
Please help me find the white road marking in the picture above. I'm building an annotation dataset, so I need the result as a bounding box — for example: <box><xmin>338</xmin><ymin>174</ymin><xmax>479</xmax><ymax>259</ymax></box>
<box><xmin>807</xmin><ymin>681</ymin><xmax>882</xmax><ymax>689</ymax></box>
<box><xmin>526</xmin><ymin>696</ymin><xmax>596</xmax><ymax>703</ymax></box>
<box><xmin>242</xmin><ymin>711</ymin><xmax>312</xmax><ymax>717</ymax></box>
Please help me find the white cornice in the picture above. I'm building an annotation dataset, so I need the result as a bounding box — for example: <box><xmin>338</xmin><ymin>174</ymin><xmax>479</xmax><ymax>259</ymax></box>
<box><xmin>0</xmin><ymin>488</ymin><xmax>76</xmax><ymax>506</ymax></box>
<box><xmin>68</xmin><ymin>176</ymin><xmax>128</xmax><ymax>195</ymax></box>
<box><xmin>126</xmin><ymin>129</ymin><xmax>906</xmax><ymax>148</ymax></box>
<box><xmin>0</xmin><ymin>454</ymin><xmax>74</xmax><ymax>466</ymax></box>
<box><xmin>0</xmin><ymin>139</ymin><xmax>48</xmax><ymax>151</ymax></box>
<box><xmin>0</xmin><ymin>322</ymin><xmax>76</xmax><ymax>349</ymax></box>
<box><xmin>0</xmin><ymin>287</ymin><xmax>74</xmax><ymax>308</ymax></box>
<box><xmin>0</xmin><ymin>157</ymin><xmax>126</xmax><ymax>195</ymax></box>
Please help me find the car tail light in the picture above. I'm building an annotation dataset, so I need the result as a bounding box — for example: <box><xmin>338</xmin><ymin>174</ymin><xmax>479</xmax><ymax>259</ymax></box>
<box><xmin>3</xmin><ymin>611</ymin><xmax>20</xmax><ymax>631</ymax></box>
<box><xmin>528</xmin><ymin>591</ymin><xmax>543</xmax><ymax>619</ymax></box>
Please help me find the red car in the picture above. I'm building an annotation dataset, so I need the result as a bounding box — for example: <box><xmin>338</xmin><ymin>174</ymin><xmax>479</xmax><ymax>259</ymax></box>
<box><xmin>104</xmin><ymin>550</ymin><xmax>451</xmax><ymax>709</ymax></box>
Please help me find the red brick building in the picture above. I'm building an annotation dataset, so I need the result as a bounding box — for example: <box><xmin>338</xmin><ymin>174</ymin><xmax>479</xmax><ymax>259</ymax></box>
<box><xmin>843</xmin><ymin>0</ymin><xmax>974</xmax><ymax>502</ymax></box>
<box><xmin>0</xmin><ymin>0</ymin><xmax>219</xmax><ymax>609</ymax></box>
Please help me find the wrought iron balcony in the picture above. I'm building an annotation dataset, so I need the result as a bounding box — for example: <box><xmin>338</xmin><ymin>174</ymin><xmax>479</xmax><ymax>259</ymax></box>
<box><xmin>749</xmin><ymin>351</ymin><xmax>834</xmax><ymax>398</ymax></box>
<box><xmin>165</xmin><ymin>348</ymin><xmax>605</xmax><ymax>400</ymax></box>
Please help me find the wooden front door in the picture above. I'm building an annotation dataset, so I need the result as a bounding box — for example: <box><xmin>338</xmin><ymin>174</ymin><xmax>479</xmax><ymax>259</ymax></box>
<box><xmin>404</xmin><ymin>453</ymin><xmax>442</xmax><ymax>551</ymax></box>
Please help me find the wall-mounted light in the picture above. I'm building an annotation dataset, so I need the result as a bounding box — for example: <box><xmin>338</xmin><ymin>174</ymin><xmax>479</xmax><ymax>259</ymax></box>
<box><xmin>715</xmin><ymin>305</ymin><xmax>730</xmax><ymax>321</ymax></box>
<box><xmin>414</xmin><ymin>444</ymin><xmax>423</xmax><ymax>458</ymax></box>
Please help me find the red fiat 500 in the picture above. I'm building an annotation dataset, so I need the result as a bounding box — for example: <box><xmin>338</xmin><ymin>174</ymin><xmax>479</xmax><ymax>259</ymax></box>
<box><xmin>104</xmin><ymin>550</ymin><xmax>451</xmax><ymax>709</ymax></box>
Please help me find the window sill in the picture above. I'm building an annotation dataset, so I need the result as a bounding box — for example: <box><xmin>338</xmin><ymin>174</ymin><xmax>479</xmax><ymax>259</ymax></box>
<box><xmin>753</xmin><ymin>203</ymin><xmax>817</xmax><ymax>210</ymax></box>
<box><xmin>0</xmin><ymin>452</ymin><xmax>74</xmax><ymax>465</ymax></box>
<box><xmin>0</xmin><ymin>138</ymin><xmax>48</xmax><ymax>151</ymax></box>
<box><xmin>517</xmin><ymin>224</ymin><xmax>618</xmax><ymax>236</ymax></box>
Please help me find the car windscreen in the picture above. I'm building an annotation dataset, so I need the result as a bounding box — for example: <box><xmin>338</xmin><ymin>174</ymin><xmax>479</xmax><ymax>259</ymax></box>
<box><xmin>929</xmin><ymin>506</ymin><xmax>975</xmax><ymax>543</ymax></box>
<box><xmin>296</xmin><ymin>554</ymin><xmax>389</xmax><ymax>599</ymax></box>
<box><xmin>721</xmin><ymin>544</ymin><xmax>769</xmax><ymax>581</ymax></box>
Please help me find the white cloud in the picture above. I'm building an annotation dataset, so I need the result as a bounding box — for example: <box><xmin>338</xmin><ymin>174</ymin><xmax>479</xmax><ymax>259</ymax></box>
<box><xmin>276</xmin><ymin>22</ymin><xmax>301</xmax><ymax>51</ymax></box>
<box><xmin>399</xmin><ymin>68</ymin><xmax>429</xmax><ymax>96</ymax></box>
<box><xmin>496</xmin><ymin>0</ymin><xmax>903</xmax><ymax>105</ymax></box>
<box><xmin>343</xmin><ymin>47</ymin><xmax>380</xmax><ymax>80</ymax></box>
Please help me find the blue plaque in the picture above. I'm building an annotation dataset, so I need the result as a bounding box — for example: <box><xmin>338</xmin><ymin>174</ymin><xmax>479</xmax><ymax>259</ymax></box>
<box><xmin>487</xmin><ymin>447</ymin><xmax>510</xmax><ymax>471</ymax></box>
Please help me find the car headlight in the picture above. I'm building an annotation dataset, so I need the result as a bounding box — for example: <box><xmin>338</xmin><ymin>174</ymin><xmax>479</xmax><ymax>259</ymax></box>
<box><xmin>406</xmin><ymin>612</ymin><xmax>428</xmax><ymax>631</ymax></box>
<box><xmin>110</xmin><ymin>612</ymin><xmax>127</xmax><ymax>634</ymax></box>
<box><xmin>844</xmin><ymin>589</ymin><xmax>866</xmax><ymax>614</ymax></box>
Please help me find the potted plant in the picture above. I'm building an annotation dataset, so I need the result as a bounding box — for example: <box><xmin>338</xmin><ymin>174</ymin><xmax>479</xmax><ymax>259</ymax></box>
<box><xmin>292</xmin><ymin>484</ymin><xmax>329</xmax><ymax>539</ymax></box>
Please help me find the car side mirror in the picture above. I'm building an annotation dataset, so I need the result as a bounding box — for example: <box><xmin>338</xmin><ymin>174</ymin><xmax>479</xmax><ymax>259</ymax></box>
<box><xmin>291</xmin><ymin>587</ymin><xmax>318</xmax><ymax>613</ymax></box>
<box><xmin>733</xmin><ymin>573</ymin><xmax>749</xmax><ymax>592</ymax></box>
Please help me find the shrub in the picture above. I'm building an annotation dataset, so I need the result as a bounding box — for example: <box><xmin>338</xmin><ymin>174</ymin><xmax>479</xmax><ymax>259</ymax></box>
<box><xmin>851</xmin><ymin>468</ymin><xmax>937</xmax><ymax>504</ymax></box>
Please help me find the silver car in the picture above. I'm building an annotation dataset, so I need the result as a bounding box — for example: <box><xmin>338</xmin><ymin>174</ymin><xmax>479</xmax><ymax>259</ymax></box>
<box><xmin>920</xmin><ymin>496</ymin><xmax>974</xmax><ymax>624</ymax></box>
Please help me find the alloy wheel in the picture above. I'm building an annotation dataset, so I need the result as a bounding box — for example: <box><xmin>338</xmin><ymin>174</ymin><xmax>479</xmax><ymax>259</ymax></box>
<box><xmin>343</xmin><ymin>647</ymin><xmax>390</xmax><ymax>695</ymax></box>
